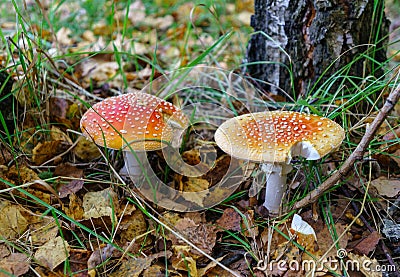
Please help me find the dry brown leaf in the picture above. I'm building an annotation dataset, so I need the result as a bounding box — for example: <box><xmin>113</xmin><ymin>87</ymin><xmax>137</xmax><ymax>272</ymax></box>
<box><xmin>0</xmin><ymin>253</ymin><xmax>30</xmax><ymax>277</ymax></box>
<box><xmin>81</xmin><ymin>30</ymin><xmax>96</xmax><ymax>43</ymax></box>
<box><xmin>29</xmin><ymin>218</ymin><xmax>59</xmax><ymax>245</ymax></box>
<box><xmin>183</xmin><ymin>177</ymin><xmax>210</xmax><ymax>192</ymax></box>
<box><xmin>0</xmin><ymin>244</ymin><xmax>10</xmax><ymax>260</ymax></box>
<box><xmin>126</xmin><ymin>0</ymin><xmax>146</xmax><ymax>25</ymax></box>
<box><xmin>78</xmin><ymin>57</ymin><xmax>119</xmax><ymax>86</ymax></box>
<box><xmin>49</xmin><ymin>97</ymin><xmax>80</xmax><ymax>129</ymax></box>
<box><xmin>142</xmin><ymin>264</ymin><xmax>165</xmax><ymax>277</ymax></box>
<box><xmin>50</xmin><ymin>126</ymin><xmax>73</xmax><ymax>144</ymax></box>
<box><xmin>54</xmin><ymin>163</ymin><xmax>83</xmax><ymax>178</ymax></box>
<box><xmin>119</xmin><ymin>209</ymin><xmax>148</xmax><ymax>245</ymax></box>
<box><xmin>0</xmin><ymin>143</ymin><xmax>13</xmax><ymax>165</ymax></box>
<box><xmin>69</xmin><ymin>248</ymin><xmax>91</xmax><ymax>276</ymax></box>
<box><xmin>65</xmin><ymin>193</ymin><xmax>84</xmax><ymax>220</ymax></box>
<box><xmin>7</xmin><ymin>164</ymin><xmax>40</xmax><ymax>184</ymax></box>
<box><xmin>56</xmin><ymin>27</ymin><xmax>73</xmax><ymax>46</ymax></box>
<box><xmin>58</xmin><ymin>179</ymin><xmax>84</xmax><ymax>198</ymax></box>
<box><xmin>146</xmin><ymin>15</ymin><xmax>174</xmax><ymax>30</ymax></box>
<box><xmin>353</xmin><ymin>231</ymin><xmax>381</xmax><ymax>255</ymax></box>
<box><xmin>34</xmin><ymin>236</ymin><xmax>70</xmax><ymax>271</ymax></box>
<box><xmin>87</xmin><ymin>244</ymin><xmax>116</xmax><ymax>271</ymax></box>
<box><xmin>109</xmin><ymin>251</ymin><xmax>172</xmax><ymax>277</ymax></box>
<box><xmin>198</xmin><ymin>256</ymin><xmax>225</xmax><ymax>277</ymax></box>
<box><xmin>32</xmin><ymin>140</ymin><xmax>68</xmax><ymax>165</ymax></box>
<box><xmin>24</xmin><ymin>188</ymin><xmax>53</xmax><ymax>204</ymax></box>
<box><xmin>216</xmin><ymin>207</ymin><xmax>242</xmax><ymax>232</ymax></box>
<box><xmin>316</xmin><ymin>223</ymin><xmax>350</xmax><ymax>258</ymax></box>
<box><xmin>182</xmin><ymin>149</ymin><xmax>201</xmax><ymax>165</ymax></box>
<box><xmin>82</xmin><ymin>188</ymin><xmax>119</xmax><ymax>221</ymax></box>
<box><xmin>207</xmin><ymin>265</ymin><xmax>240</xmax><ymax>277</ymax></box>
<box><xmin>371</xmin><ymin>176</ymin><xmax>400</xmax><ymax>197</ymax></box>
<box><xmin>73</xmin><ymin>136</ymin><xmax>101</xmax><ymax>161</ymax></box>
<box><xmin>170</xmin><ymin>217</ymin><xmax>217</xmax><ymax>256</ymax></box>
<box><xmin>0</xmin><ymin>200</ymin><xmax>28</xmax><ymax>240</ymax></box>
<box><xmin>171</xmin><ymin>246</ymin><xmax>198</xmax><ymax>276</ymax></box>
<box><xmin>347</xmin><ymin>252</ymin><xmax>382</xmax><ymax>277</ymax></box>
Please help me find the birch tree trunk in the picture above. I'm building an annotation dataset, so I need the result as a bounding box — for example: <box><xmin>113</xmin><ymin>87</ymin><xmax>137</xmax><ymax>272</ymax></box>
<box><xmin>246</xmin><ymin>0</ymin><xmax>389</xmax><ymax>98</ymax></box>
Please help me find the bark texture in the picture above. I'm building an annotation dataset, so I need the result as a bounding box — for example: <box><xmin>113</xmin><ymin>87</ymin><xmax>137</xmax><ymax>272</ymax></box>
<box><xmin>246</xmin><ymin>0</ymin><xmax>389</xmax><ymax>97</ymax></box>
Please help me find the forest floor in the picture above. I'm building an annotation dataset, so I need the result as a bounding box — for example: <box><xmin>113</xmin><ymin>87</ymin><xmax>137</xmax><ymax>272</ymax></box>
<box><xmin>0</xmin><ymin>0</ymin><xmax>400</xmax><ymax>277</ymax></box>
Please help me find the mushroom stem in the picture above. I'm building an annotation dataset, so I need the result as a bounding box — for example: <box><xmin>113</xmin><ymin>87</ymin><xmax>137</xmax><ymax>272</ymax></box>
<box><xmin>261</xmin><ymin>163</ymin><xmax>293</xmax><ymax>215</ymax></box>
<box><xmin>120</xmin><ymin>151</ymin><xmax>148</xmax><ymax>178</ymax></box>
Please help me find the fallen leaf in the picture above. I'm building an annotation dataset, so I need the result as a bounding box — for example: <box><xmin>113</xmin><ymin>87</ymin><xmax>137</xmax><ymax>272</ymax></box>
<box><xmin>82</xmin><ymin>188</ymin><xmax>119</xmax><ymax>221</ymax></box>
<box><xmin>316</xmin><ymin>223</ymin><xmax>350</xmax><ymax>258</ymax></box>
<box><xmin>141</xmin><ymin>264</ymin><xmax>165</xmax><ymax>277</ymax></box>
<box><xmin>347</xmin><ymin>252</ymin><xmax>382</xmax><ymax>277</ymax></box>
<box><xmin>0</xmin><ymin>244</ymin><xmax>10</xmax><ymax>260</ymax></box>
<box><xmin>353</xmin><ymin>231</ymin><xmax>380</xmax><ymax>255</ymax></box>
<box><xmin>54</xmin><ymin>163</ymin><xmax>83</xmax><ymax>178</ymax></box>
<box><xmin>81</xmin><ymin>30</ymin><xmax>96</xmax><ymax>43</ymax></box>
<box><xmin>0</xmin><ymin>200</ymin><xmax>29</xmax><ymax>240</ymax></box>
<box><xmin>30</xmin><ymin>218</ymin><xmax>59</xmax><ymax>245</ymax></box>
<box><xmin>216</xmin><ymin>207</ymin><xmax>242</xmax><ymax>232</ymax></box>
<box><xmin>109</xmin><ymin>252</ymin><xmax>172</xmax><ymax>277</ymax></box>
<box><xmin>69</xmin><ymin>248</ymin><xmax>91</xmax><ymax>277</ymax></box>
<box><xmin>65</xmin><ymin>193</ymin><xmax>84</xmax><ymax>220</ymax></box>
<box><xmin>371</xmin><ymin>176</ymin><xmax>400</xmax><ymax>197</ymax></box>
<box><xmin>73</xmin><ymin>136</ymin><xmax>101</xmax><ymax>161</ymax></box>
<box><xmin>171</xmin><ymin>246</ymin><xmax>198</xmax><ymax>276</ymax></box>
<box><xmin>0</xmin><ymin>253</ymin><xmax>30</xmax><ymax>277</ymax></box>
<box><xmin>32</xmin><ymin>140</ymin><xmax>68</xmax><ymax>165</ymax></box>
<box><xmin>58</xmin><ymin>179</ymin><xmax>84</xmax><ymax>198</ymax></box>
<box><xmin>34</xmin><ymin>236</ymin><xmax>70</xmax><ymax>271</ymax></box>
<box><xmin>119</xmin><ymin>209</ymin><xmax>148</xmax><ymax>245</ymax></box>
<box><xmin>183</xmin><ymin>177</ymin><xmax>210</xmax><ymax>192</ymax></box>
<box><xmin>56</xmin><ymin>27</ymin><xmax>73</xmax><ymax>46</ymax></box>
<box><xmin>87</xmin><ymin>244</ymin><xmax>116</xmax><ymax>271</ymax></box>
<box><xmin>126</xmin><ymin>0</ymin><xmax>146</xmax><ymax>25</ymax></box>
<box><xmin>345</xmin><ymin>211</ymin><xmax>364</xmax><ymax>226</ymax></box>
<box><xmin>182</xmin><ymin>149</ymin><xmax>201</xmax><ymax>165</ymax></box>
<box><xmin>50</xmin><ymin>126</ymin><xmax>73</xmax><ymax>144</ymax></box>
<box><xmin>0</xmin><ymin>143</ymin><xmax>13</xmax><ymax>165</ymax></box>
<box><xmin>7</xmin><ymin>164</ymin><xmax>40</xmax><ymax>184</ymax></box>
<box><xmin>170</xmin><ymin>217</ymin><xmax>217</xmax><ymax>256</ymax></box>
<box><xmin>198</xmin><ymin>256</ymin><xmax>225</xmax><ymax>277</ymax></box>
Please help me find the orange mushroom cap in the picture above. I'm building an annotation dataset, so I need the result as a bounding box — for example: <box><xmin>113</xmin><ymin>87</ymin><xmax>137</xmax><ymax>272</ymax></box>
<box><xmin>80</xmin><ymin>92</ymin><xmax>188</xmax><ymax>151</ymax></box>
<box><xmin>215</xmin><ymin>111</ymin><xmax>344</xmax><ymax>163</ymax></box>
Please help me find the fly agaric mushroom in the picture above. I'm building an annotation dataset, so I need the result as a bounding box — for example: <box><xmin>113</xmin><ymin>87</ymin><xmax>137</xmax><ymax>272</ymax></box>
<box><xmin>214</xmin><ymin>111</ymin><xmax>345</xmax><ymax>215</ymax></box>
<box><xmin>80</xmin><ymin>92</ymin><xmax>188</xmax><ymax>177</ymax></box>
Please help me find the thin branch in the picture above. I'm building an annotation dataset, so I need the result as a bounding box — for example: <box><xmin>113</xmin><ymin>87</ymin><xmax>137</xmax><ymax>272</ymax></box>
<box><xmin>294</xmin><ymin>70</ymin><xmax>400</xmax><ymax>209</ymax></box>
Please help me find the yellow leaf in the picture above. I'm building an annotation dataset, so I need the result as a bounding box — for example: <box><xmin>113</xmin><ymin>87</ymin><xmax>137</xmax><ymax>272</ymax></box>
<box><xmin>34</xmin><ymin>236</ymin><xmax>70</xmax><ymax>271</ymax></box>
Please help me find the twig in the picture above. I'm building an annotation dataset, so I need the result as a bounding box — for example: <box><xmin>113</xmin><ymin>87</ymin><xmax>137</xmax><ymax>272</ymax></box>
<box><xmin>294</xmin><ymin>70</ymin><xmax>400</xmax><ymax>209</ymax></box>
<box><xmin>341</xmin><ymin>187</ymin><xmax>400</xmax><ymax>277</ymax></box>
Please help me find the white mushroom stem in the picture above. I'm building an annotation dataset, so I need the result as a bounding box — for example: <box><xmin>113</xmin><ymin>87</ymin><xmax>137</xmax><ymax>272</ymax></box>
<box><xmin>261</xmin><ymin>163</ymin><xmax>293</xmax><ymax>215</ymax></box>
<box><xmin>119</xmin><ymin>151</ymin><xmax>148</xmax><ymax>178</ymax></box>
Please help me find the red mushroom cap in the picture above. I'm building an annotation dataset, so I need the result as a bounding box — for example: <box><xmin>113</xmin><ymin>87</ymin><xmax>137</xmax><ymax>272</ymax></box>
<box><xmin>80</xmin><ymin>92</ymin><xmax>188</xmax><ymax>151</ymax></box>
<box><xmin>215</xmin><ymin>111</ymin><xmax>344</xmax><ymax>163</ymax></box>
